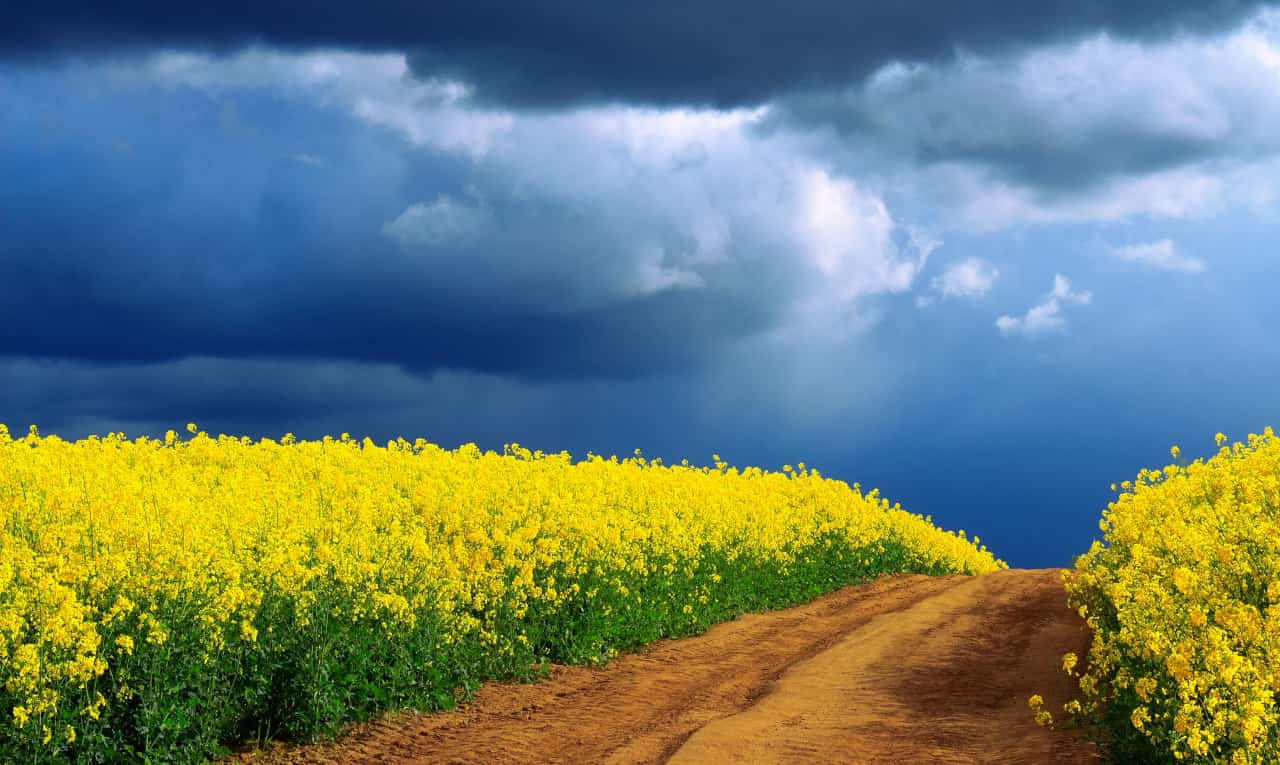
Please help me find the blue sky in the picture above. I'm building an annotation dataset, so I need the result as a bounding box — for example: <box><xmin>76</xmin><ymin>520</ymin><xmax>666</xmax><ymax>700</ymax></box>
<box><xmin>3</xmin><ymin>3</ymin><xmax>1280</xmax><ymax>566</ymax></box>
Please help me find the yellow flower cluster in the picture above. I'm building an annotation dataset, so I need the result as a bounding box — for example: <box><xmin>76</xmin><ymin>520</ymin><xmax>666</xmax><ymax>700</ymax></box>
<box><xmin>1057</xmin><ymin>428</ymin><xmax>1280</xmax><ymax>763</ymax></box>
<box><xmin>0</xmin><ymin>423</ymin><xmax>1001</xmax><ymax>762</ymax></box>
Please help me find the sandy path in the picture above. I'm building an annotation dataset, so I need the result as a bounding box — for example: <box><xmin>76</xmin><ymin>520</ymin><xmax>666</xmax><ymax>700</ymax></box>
<box><xmin>243</xmin><ymin>569</ymin><xmax>1097</xmax><ymax>765</ymax></box>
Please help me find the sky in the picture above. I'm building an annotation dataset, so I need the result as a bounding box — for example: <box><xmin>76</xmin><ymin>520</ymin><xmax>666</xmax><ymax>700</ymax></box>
<box><xmin>4</xmin><ymin>2</ymin><xmax>1280</xmax><ymax>567</ymax></box>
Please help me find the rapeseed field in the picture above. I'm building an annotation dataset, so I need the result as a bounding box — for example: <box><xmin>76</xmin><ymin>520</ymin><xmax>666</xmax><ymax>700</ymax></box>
<box><xmin>1045</xmin><ymin>428</ymin><xmax>1280</xmax><ymax>763</ymax></box>
<box><xmin>0</xmin><ymin>423</ymin><xmax>1001</xmax><ymax>763</ymax></box>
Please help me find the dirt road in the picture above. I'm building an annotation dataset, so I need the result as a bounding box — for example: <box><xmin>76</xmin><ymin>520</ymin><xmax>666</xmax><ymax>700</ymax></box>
<box><xmin>245</xmin><ymin>569</ymin><xmax>1098</xmax><ymax>764</ymax></box>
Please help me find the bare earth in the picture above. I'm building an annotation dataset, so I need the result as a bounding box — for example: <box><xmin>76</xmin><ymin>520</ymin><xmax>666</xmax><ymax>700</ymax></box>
<box><xmin>241</xmin><ymin>568</ymin><xmax>1099</xmax><ymax>765</ymax></box>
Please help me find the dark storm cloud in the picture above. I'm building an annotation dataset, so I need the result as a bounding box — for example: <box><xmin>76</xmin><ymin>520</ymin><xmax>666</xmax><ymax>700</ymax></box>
<box><xmin>3</xmin><ymin>1</ymin><xmax>1274</xmax><ymax>107</ymax></box>
<box><xmin>0</xmin><ymin>64</ymin><xmax>801</xmax><ymax>380</ymax></box>
<box><xmin>783</xmin><ymin>94</ymin><xmax>1220</xmax><ymax>193</ymax></box>
<box><xmin>0</xmin><ymin>355</ymin><xmax>783</xmax><ymax>477</ymax></box>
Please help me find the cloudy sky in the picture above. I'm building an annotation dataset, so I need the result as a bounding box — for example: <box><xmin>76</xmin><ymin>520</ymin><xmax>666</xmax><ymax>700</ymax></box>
<box><xmin>4</xmin><ymin>2</ymin><xmax>1280</xmax><ymax>566</ymax></box>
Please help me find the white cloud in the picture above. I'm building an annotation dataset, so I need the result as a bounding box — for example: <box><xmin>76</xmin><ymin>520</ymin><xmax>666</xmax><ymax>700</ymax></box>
<box><xmin>629</xmin><ymin>244</ymin><xmax>707</xmax><ymax>295</ymax></box>
<box><xmin>904</xmin><ymin>225</ymin><xmax>944</xmax><ymax>263</ymax></box>
<box><xmin>1049</xmin><ymin>274</ymin><xmax>1092</xmax><ymax>303</ymax></box>
<box><xmin>142</xmin><ymin>48</ymin><xmax>515</xmax><ymax>158</ymax></box>
<box><xmin>794</xmin><ymin>168</ymin><xmax>918</xmax><ymax>298</ymax></box>
<box><xmin>921</xmin><ymin>161</ymin><xmax>1228</xmax><ymax>232</ymax></box>
<box><xmin>997</xmin><ymin>274</ymin><xmax>1092</xmax><ymax>335</ymax></box>
<box><xmin>925</xmin><ymin>257</ymin><xmax>999</xmax><ymax>302</ymax></box>
<box><xmin>382</xmin><ymin>194</ymin><xmax>492</xmax><ymax>247</ymax></box>
<box><xmin>327</xmin><ymin>66</ymin><xmax>926</xmax><ymax>314</ymax></box>
<box><xmin>780</xmin><ymin>167</ymin><xmax>935</xmax><ymax>337</ymax></box>
<box><xmin>791</xmin><ymin>10</ymin><xmax>1280</xmax><ymax>230</ymax></box>
<box><xmin>119</xmin><ymin>11</ymin><xmax>1280</xmax><ymax>243</ymax></box>
<box><xmin>351</xmin><ymin>91</ymin><xmax>514</xmax><ymax>159</ymax></box>
<box><xmin>1109</xmin><ymin>239</ymin><xmax>1205</xmax><ymax>273</ymax></box>
<box><xmin>491</xmin><ymin>109</ymin><xmax>927</xmax><ymax>312</ymax></box>
<box><xmin>125</xmin><ymin>49</ymin><xmax>949</xmax><ymax>331</ymax></box>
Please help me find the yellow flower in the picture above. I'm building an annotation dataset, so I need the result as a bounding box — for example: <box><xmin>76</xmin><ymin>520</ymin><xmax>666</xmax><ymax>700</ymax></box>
<box><xmin>1045</xmin><ymin>425</ymin><xmax>1280</xmax><ymax>763</ymax></box>
<box><xmin>0</xmin><ymin>420</ymin><xmax>1002</xmax><ymax>760</ymax></box>
<box><xmin>115</xmin><ymin>634</ymin><xmax>135</xmax><ymax>656</ymax></box>
<box><xmin>1131</xmin><ymin>706</ymin><xmax>1150</xmax><ymax>731</ymax></box>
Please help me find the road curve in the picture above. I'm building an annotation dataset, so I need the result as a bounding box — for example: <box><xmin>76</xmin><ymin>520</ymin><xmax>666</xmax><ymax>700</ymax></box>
<box><xmin>242</xmin><ymin>569</ymin><xmax>1098</xmax><ymax>765</ymax></box>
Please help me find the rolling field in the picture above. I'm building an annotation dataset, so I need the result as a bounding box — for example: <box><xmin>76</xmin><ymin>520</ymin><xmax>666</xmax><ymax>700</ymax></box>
<box><xmin>0</xmin><ymin>424</ymin><xmax>998</xmax><ymax>763</ymax></box>
<box><xmin>4</xmin><ymin>423</ymin><xmax>1279</xmax><ymax>763</ymax></box>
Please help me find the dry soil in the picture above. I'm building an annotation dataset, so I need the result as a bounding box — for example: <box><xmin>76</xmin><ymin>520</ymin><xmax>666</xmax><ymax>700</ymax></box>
<box><xmin>240</xmin><ymin>568</ymin><xmax>1099</xmax><ymax>765</ymax></box>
